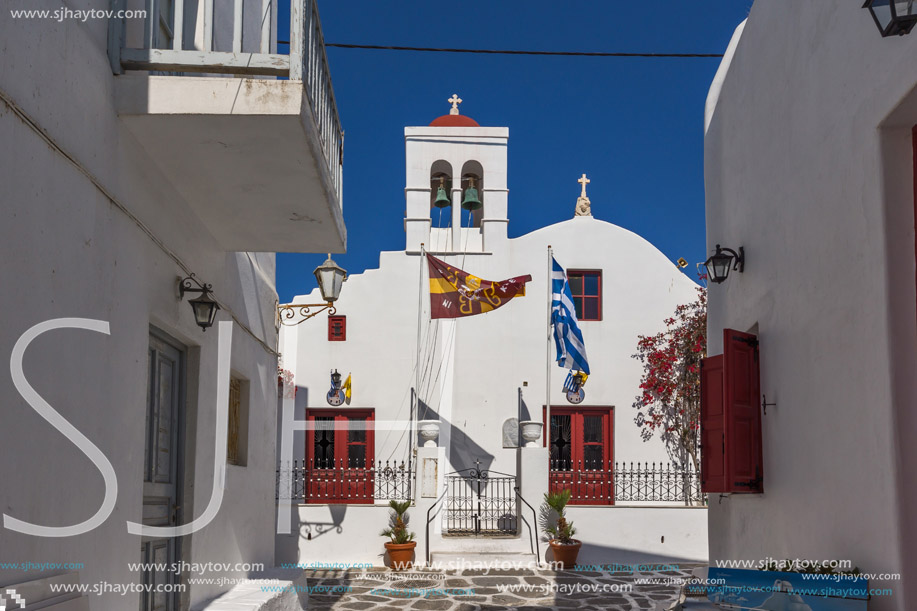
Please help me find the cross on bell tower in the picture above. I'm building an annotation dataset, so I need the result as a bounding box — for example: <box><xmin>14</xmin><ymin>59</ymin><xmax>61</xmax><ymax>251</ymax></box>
<box><xmin>448</xmin><ymin>94</ymin><xmax>462</xmax><ymax>115</ymax></box>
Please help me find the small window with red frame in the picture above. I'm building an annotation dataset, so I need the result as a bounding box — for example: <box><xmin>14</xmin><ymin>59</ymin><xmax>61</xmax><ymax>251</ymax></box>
<box><xmin>328</xmin><ymin>315</ymin><xmax>346</xmax><ymax>341</ymax></box>
<box><xmin>567</xmin><ymin>270</ymin><xmax>602</xmax><ymax>321</ymax></box>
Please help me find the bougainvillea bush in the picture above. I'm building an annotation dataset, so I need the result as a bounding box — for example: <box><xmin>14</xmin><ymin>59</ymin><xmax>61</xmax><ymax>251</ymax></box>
<box><xmin>632</xmin><ymin>287</ymin><xmax>706</xmax><ymax>476</ymax></box>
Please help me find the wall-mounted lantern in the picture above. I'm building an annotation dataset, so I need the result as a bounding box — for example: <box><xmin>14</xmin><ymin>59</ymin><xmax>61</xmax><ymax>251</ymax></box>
<box><xmin>863</xmin><ymin>0</ymin><xmax>917</xmax><ymax>37</ymax></box>
<box><xmin>314</xmin><ymin>254</ymin><xmax>348</xmax><ymax>303</ymax></box>
<box><xmin>704</xmin><ymin>244</ymin><xmax>745</xmax><ymax>284</ymax></box>
<box><xmin>179</xmin><ymin>276</ymin><xmax>220</xmax><ymax>331</ymax></box>
<box><xmin>278</xmin><ymin>255</ymin><xmax>348</xmax><ymax>326</ymax></box>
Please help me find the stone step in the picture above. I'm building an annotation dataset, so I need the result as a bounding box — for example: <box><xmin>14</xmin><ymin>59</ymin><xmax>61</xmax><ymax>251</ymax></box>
<box><xmin>429</xmin><ymin>535</ymin><xmax>534</xmax><ymax>553</ymax></box>
<box><xmin>428</xmin><ymin>551</ymin><xmax>541</xmax><ymax>571</ymax></box>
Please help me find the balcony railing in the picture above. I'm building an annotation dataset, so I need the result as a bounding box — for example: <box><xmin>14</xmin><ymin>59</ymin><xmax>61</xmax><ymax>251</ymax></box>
<box><xmin>549</xmin><ymin>460</ymin><xmax>705</xmax><ymax>506</ymax></box>
<box><xmin>108</xmin><ymin>0</ymin><xmax>343</xmax><ymax>201</ymax></box>
<box><xmin>276</xmin><ymin>460</ymin><xmax>414</xmax><ymax>504</ymax></box>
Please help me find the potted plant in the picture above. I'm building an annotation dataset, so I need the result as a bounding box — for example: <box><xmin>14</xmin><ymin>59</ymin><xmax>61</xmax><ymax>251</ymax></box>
<box><xmin>542</xmin><ymin>489</ymin><xmax>581</xmax><ymax>569</ymax></box>
<box><xmin>381</xmin><ymin>499</ymin><xmax>416</xmax><ymax>569</ymax></box>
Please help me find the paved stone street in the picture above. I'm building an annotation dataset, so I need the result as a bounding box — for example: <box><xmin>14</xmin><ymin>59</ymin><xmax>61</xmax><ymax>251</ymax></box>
<box><xmin>303</xmin><ymin>563</ymin><xmax>704</xmax><ymax>610</ymax></box>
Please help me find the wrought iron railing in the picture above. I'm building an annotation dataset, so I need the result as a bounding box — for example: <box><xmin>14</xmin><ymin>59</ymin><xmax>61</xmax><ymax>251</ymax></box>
<box><xmin>108</xmin><ymin>0</ymin><xmax>343</xmax><ymax>202</ymax></box>
<box><xmin>276</xmin><ymin>459</ymin><xmax>413</xmax><ymax>504</ymax></box>
<box><xmin>549</xmin><ymin>460</ymin><xmax>705</xmax><ymax>505</ymax></box>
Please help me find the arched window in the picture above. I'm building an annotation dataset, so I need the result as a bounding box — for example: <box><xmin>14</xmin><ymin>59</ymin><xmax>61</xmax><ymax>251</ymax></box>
<box><xmin>430</xmin><ymin>160</ymin><xmax>452</xmax><ymax>228</ymax></box>
<box><xmin>460</xmin><ymin>160</ymin><xmax>484</xmax><ymax>228</ymax></box>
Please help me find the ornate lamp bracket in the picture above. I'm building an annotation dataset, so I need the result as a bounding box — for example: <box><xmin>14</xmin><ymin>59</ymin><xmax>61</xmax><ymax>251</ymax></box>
<box><xmin>277</xmin><ymin>302</ymin><xmax>336</xmax><ymax>326</ymax></box>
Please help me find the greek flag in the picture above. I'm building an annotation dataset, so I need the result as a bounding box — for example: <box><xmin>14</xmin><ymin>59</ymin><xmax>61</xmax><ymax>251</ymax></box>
<box><xmin>551</xmin><ymin>258</ymin><xmax>590</xmax><ymax>374</ymax></box>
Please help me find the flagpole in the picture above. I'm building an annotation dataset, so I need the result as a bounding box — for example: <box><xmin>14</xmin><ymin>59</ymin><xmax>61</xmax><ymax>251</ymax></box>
<box><xmin>414</xmin><ymin>243</ymin><xmax>425</xmax><ymax>461</ymax></box>
<box><xmin>546</xmin><ymin>245</ymin><xmax>553</xmax><ymax>448</ymax></box>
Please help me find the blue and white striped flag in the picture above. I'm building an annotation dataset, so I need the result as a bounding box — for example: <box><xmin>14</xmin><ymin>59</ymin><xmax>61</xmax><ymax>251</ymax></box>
<box><xmin>551</xmin><ymin>257</ymin><xmax>590</xmax><ymax>374</ymax></box>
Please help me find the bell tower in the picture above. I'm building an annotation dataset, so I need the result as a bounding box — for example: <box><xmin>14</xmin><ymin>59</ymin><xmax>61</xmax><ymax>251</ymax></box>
<box><xmin>404</xmin><ymin>95</ymin><xmax>509</xmax><ymax>254</ymax></box>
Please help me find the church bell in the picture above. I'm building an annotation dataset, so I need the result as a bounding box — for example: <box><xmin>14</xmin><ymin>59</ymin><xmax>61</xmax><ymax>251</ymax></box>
<box><xmin>461</xmin><ymin>176</ymin><xmax>482</xmax><ymax>211</ymax></box>
<box><xmin>433</xmin><ymin>178</ymin><xmax>451</xmax><ymax>208</ymax></box>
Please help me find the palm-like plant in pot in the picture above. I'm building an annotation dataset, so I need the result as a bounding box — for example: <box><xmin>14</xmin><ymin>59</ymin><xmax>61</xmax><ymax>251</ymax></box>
<box><xmin>381</xmin><ymin>499</ymin><xmax>416</xmax><ymax>569</ymax></box>
<box><xmin>541</xmin><ymin>489</ymin><xmax>581</xmax><ymax>569</ymax></box>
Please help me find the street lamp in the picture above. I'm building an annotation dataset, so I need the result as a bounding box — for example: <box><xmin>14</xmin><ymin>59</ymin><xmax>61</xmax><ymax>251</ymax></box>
<box><xmin>864</xmin><ymin>0</ymin><xmax>917</xmax><ymax>37</ymax></box>
<box><xmin>704</xmin><ymin>244</ymin><xmax>744</xmax><ymax>284</ymax></box>
<box><xmin>314</xmin><ymin>254</ymin><xmax>348</xmax><ymax>302</ymax></box>
<box><xmin>179</xmin><ymin>276</ymin><xmax>220</xmax><ymax>331</ymax></box>
<box><xmin>278</xmin><ymin>255</ymin><xmax>348</xmax><ymax>326</ymax></box>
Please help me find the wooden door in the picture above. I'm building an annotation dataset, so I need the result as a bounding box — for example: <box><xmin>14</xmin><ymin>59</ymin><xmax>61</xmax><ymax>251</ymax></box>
<box><xmin>306</xmin><ymin>410</ymin><xmax>374</xmax><ymax>503</ymax></box>
<box><xmin>140</xmin><ymin>332</ymin><xmax>185</xmax><ymax>611</ymax></box>
<box><xmin>548</xmin><ymin>407</ymin><xmax>614</xmax><ymax>505</ymax></box>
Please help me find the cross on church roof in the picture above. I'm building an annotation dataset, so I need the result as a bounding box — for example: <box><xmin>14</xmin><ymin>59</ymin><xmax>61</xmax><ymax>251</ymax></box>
<box><xmin>448</xmin><ymin>93</ymin><xmax>462</xmax><ymax>115</ymax></box>
<box><xmin>578</xmin><ymin>173</ymin><xmax>590</xmax><ymax>199</ymax></box>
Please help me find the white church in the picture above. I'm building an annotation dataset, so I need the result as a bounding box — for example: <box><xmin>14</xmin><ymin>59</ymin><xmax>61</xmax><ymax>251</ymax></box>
<box><xmin>276</xmin><ymin>98</ymin><xmax>708</xmax><ymax>567</ymax></box>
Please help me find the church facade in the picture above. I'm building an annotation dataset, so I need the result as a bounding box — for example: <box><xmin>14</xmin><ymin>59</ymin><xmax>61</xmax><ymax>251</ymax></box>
<box><xmin>276</xmin><ymin>101</ymin><xmax>707</xmax><ymax>567</ymax></box>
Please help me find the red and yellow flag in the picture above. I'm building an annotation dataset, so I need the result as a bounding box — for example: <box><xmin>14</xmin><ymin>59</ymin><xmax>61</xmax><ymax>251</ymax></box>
<box><xmin>427</xmin><ymin>254</ymin><xmax>531</xmax><ymax>319</ymax></box>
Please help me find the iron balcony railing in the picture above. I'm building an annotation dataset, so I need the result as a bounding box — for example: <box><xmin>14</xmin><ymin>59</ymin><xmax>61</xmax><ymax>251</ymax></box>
<box><xmin>276</xmin><ymin>459</ymin><xmax>414</xmax><ymax>504</ymax></box>
<box><xmin>107</xmin><ymin>0</ymin><xmax>343</xmax><ymax>201</ymax></box>
<box><xmin>549</xmin><ymin>460</ymin><xmax>705</xmax><ymax>506</ymax></box>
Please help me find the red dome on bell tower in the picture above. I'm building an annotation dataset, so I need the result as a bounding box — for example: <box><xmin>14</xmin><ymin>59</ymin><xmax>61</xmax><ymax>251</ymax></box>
<box><xmin>429</xmin><ymin>93</ymin><xmax>479</xmax><ymax>127</ymax></box>
<box><xmin>430</xmin><ymin>114</ymin><xmax>480</xmax><ymax>127</ymax></box>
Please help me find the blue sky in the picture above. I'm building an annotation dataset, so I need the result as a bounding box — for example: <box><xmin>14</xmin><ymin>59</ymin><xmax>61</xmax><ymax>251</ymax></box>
<box><xmin>277</xmin><ymin>0</ymin><xmax>754</xmax><ymax>303</ymax></box>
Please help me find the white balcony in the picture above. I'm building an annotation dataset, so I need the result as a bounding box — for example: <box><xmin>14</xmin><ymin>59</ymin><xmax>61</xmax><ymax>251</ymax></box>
<box><xmin>108</xmin><ymin>0</ymin><xmax>344</xmax><ymax>253</ymax></box>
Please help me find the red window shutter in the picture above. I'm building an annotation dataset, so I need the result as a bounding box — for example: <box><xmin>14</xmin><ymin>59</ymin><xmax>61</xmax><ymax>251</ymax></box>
<box><xmin>723</xmin><ymin>329</ymin><xmax>763</xmax><ymax>492</ymax></box>
<box><xmin>700</xmin><ymin>354</ymin><xmax>727</xmax><ymax>493</ymax></box>
<box><xmin>328</xmin><ymin>315</ymin><xmax>346</xmax><ymax>341</ymax></box>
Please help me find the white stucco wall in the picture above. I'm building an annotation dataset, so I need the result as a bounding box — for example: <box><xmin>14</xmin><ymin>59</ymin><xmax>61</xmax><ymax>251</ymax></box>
<box><xmin>0</xmin><ymin>2</ymin><xmax>291</xmax><ymax>609</ymax></box>
<box><xmin>565</xmin><ymin>507</ymin><xmax>708</xmax><ymax>566</ymax></box>
<box><xmin>278</xmin><ymin>121</ymin><xmax>706</xmax><ymax>566</ymax></box>
<box><xmin>704</xmin><ymin>2</ymin><xmax>917</xmax><ymax>609</ymax></box>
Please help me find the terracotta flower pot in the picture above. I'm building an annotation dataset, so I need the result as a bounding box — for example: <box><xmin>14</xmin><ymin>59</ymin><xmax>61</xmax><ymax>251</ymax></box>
<box><xmin>548</xmin><ymin>539</ymin><xmax>582</xmax><ymax>569</ymax></box>
<box><xmin>385</xmin><ymin>541</ymin><xmax>417</xmax><ymax>569</ymax></box>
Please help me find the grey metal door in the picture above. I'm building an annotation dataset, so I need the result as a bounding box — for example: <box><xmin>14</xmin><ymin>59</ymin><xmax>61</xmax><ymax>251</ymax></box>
<box><xmin>140</xmin><ymin>332</ymin><xmax>185</xmax><ymax>611</ymax></box>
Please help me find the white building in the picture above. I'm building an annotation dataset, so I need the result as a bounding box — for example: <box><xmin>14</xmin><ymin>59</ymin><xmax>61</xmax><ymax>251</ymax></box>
<box><xmin>703</xmin><ymin>2</ymin><xmax>917</xmax><ymax>609</ymax></box>
<box><xmin>277</xmin><ymin>102</ymin><xmax>708</xmax><ymax>569</ymax></box>
<box><xmin>0</xmin><ymin>0</ymin><xmax>343</xmax><ymax>609</ymax></box>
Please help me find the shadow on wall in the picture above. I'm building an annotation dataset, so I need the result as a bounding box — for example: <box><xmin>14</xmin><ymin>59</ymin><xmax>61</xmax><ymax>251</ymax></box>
<box><xmin>275</xmin><ymin>504</ymin><xmax>350</xmax><ymax>566</ymax></box>
<box><xmin>419</xmin><ymin>401</ymin><xmax>497</xmax><ymax>473</ymax></box>
<box><xmin>519</xmin><ymin>390</ymin><xmax>532</xmax><ymax>422</ymax></box>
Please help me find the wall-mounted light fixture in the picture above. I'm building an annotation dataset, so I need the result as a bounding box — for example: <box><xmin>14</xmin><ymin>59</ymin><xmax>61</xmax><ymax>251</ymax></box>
<box><xmin>179</xmin><ymin>275</ymin><xmax>220</xmax><ymax>331</ymax></box>
<box><xmin>277</xmin><ymin>255</ymin><xmax>348</xmax><ymax>326</ymax></box>
<box><xmin>704</xmin><ymin>244</ymin><xmax>745</xmax><ymax>284</ymax></box>
<box><xmin>863</xmin><ymin>0</ymin><xmax>917</xmax><ymax>37</ymax></box>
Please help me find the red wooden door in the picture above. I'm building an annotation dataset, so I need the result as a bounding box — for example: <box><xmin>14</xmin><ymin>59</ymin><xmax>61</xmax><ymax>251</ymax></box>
<box><xmin>306</xmin><ymin>409</ymin><xmax>374</xmax><ymax>503</ymax></box>
<box><xmin>547</xmin><ymin>407</ymin><xmax>614</xmax><ymax>505</ymax></box>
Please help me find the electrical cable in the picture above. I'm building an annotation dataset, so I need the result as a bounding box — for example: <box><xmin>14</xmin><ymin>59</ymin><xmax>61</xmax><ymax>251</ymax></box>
<box><xmin>277</xmin><ymin>41</ymin><xmax>725</xmax><ymax>59</ymax></box>
<box><xmin>326</xmin><ymin>43</ymin><xmax>724</xmax><ymax>58</ymax></box>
